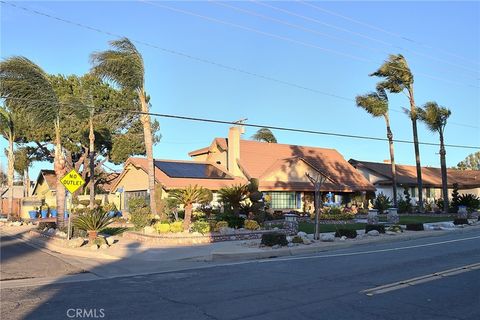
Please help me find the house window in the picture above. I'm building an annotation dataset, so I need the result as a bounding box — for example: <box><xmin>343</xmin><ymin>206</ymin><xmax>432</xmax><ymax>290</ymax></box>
<box><xmin>410</xmin><ymin>187</ymin><xmax>417</xmax><ymax>198</ymax></box>
<box><xmin>426</xmin><ymin>188</ymin><xmax>434</xmax><ymax>198</ymax></box>
<box><xmin>269</xmin><ymin>192</ymin><xmax>297</xmax><ymax>209</ymax></box>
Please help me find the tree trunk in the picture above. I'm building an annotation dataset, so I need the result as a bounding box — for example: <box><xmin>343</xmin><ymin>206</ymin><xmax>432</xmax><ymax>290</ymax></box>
<box><xmin>54</xmin><ymin>121</ymin><xmax>66</xmax><ymax>228</ymax></box>
<box><xmin>439</xmin><ymin>132</ymin><xmax>449</xmax><ymax>213</ymax></box>
<box><xmin>24</xmin><ymin>168</ymin><xmax>30</xmax><ymax>197</ymax></box>
<box><xmin>408</xmin><ymin>88</ymin><xmax>423</xmax><ymax>211</ymax></box>
<box><xmin>183</xmin><ymin>203</ymin><xmax>192</xmax><ymax>231</ymax></box>
<box><xmin>7</xmin><ymin>137</ymin><xmax>14</xmax><ymax>220</ymax></box>
<box><xmin>89</xmin><ymin>111</ymin><xmax>95</xmax><ymax>209</ymax></box>
<box><xmin>139</xmin><ymin>89</ymin><xmax>157</xmax><ymax>215</ymax></box>
<box><xmin>385</xmin><ymin>115</ymin><xmax>398</xmax><ymax>207</ymax></box>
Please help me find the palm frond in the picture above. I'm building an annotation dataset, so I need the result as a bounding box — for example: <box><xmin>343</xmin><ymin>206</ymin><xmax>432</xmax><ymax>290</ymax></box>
<box><xmin>417</xmin><ymin>101</ymin><xmax>451</xmax><ymax>132</ymax></box>
<box><xmin>370</xmin><ymin>54</ymin><xmax>413</xmax><ymax>93</ymax></box>
<box><xmin>355</xmin><ymin>87</ymin><xmax>388</xmax><ymax>117</ymax></box>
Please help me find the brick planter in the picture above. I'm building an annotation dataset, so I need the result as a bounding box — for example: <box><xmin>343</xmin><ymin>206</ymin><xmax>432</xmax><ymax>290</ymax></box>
<box><xmin>123</xmin><ymin>229</ymin><xmax>288</xmax><ymax>245</ymax></box>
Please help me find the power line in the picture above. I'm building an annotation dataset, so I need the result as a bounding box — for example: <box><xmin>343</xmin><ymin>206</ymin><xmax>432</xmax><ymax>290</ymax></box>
<box><xmin>297</xmin><ymin>0</ymin><xmax>480</xmax><ymax>67</ymax></box>
<box><xmin>141</xmin><ymin>0</ymin><xmax>479</xmax><ymax>88</ymax></box>
<box><xmin>1</xmin><ymin>96</ymin><xmax>479</xmax><ymax>150</ymax></box>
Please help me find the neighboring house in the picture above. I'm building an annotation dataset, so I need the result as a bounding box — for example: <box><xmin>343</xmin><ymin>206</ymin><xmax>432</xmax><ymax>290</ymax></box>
<box><xmin>31</xmin><ymin>169</ymin><xmax>57</xmax><ymax>207</ymax></box>
<box><xmin>112</xmin><ymin>126</ymin><xmax>375</xmax><ymax>212</ymax></box>
<box><xmin>349</xmin><ymin>159</ymin><xmax>480</xmax><ymax>203</ymax></box>
<box><xmin>1</xmin><ymin>185</ymin><xmax>26</xmax><ymax>200</ymax></box>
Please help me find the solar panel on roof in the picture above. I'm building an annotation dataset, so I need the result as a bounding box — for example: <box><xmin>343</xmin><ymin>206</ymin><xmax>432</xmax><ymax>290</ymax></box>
<box><xmin>155</xmin><ymin>161</ymin><xmax>232</xmax><ymax>179</ymax></box>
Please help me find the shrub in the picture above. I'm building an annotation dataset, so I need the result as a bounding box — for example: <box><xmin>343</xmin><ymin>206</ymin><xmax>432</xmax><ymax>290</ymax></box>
<box><xmin>73</xmin><ymin>208</ymin><xmax>113</xmax><ymax>233</ymax></box>
<box><xmin>397</xmin><ymin>198</ymin><xmax>411</xmax><ymax>214</ymax></box>
<box><xmin>128</xmin><ymin>197</ymin><xmax>148</xmax><ymax>212</ymax></box>
<box><xmin>453</xmin><ymin>218</ymin><xmax>469</xmax><ymax>225</ymax></box>
<box><xmin>261</xmin><ymin>232</ymin><xmax>288</xmax><ymax>246</ymax></box>
<box><xmin>319</xmin><ymin>214</ymin><xmax>355</xmax><ymax>221</ymax></box>
<box><xmin>457</xmin><ymin>194</ymin><xmax>480</xmax><ymax>213</ymax></box>
<box><xmin>387</xmin><ymin>225</ymin><xmax>403</xmax><ymax>233</ymax></box>
<box><xmin>374</xmin><ymin>193</ymin><xmax>392</xmax><ymax>214</ymax></box>
<box><xmin>129</xmin><ymin>207</ymin><xmax>151</xmax><ymax>231</ymax></box>
<box><xmin>406</xmin><ymin>223</ymin><xmax>424</xmax><ymax>231</ymax></box>
<box><xmin>365</xmin><ymin>224</ymin><xmax>385</xmax><ymax>234</ymax></box>
<box><xmin>244</xmin><ymin>219</ymin><xmax>260</xmax><ymax>230</ymax></box>
<box><xmin>225</xmin><ymin>215</ymin><xmax>245</xmax><ymax>229</ymax></box>
<box><xmin>328</xmin><ymin>206</ymin><xmax>343</xmax><ymax>215</ymax></box>
<box><xmin>334</xmin><ymin>229</ymin><xmax>358</xmax><ymax>238</ymax></box>
<box><xmin>154</xmin><ymin>222</ymin><xmax>170</xmax><ymax>233</ymax></box>
<box><xmin>191</xmin><ymin>221</ymin><xmax>211</xmax><ymax>234</ymax></box>
<box><xmin>169</xmin><ymin>221</ymin><xmax>184</xmax><ymax>233</ymax></box>
<box><xmin>214</xmin><ymin>221</ymin><xmax>229</xmax><ymax>232</ymax></box>
<box><xmin>292</xmin><ymin>236</ymin><xmax>303</xmax><ymax>243</ymax></box>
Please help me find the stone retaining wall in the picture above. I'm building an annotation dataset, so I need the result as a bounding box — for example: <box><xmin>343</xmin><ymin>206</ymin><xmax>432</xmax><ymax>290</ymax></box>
<box><xmin>123</xmin><ymin>229</ymin><xmax>288</xmax><ymax>245</ymax></box>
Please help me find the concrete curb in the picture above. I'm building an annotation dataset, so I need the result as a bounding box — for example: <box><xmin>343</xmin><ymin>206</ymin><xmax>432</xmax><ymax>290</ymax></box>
<box><xmin>3</xmin><ymin>229</ymin><xmax>121</xmax><ymax>261</ymax></box>
<box><xmin>211</xmin><ymin>224</ymin><xmax>480</xmax><ymax>262</ymax></box>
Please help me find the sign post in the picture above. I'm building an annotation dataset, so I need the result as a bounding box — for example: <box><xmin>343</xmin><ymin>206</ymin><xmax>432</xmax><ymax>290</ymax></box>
<box><xmin>60</xmin><ymin>169</ymin><xmax>85</xmax><ymax>240</ymax></box>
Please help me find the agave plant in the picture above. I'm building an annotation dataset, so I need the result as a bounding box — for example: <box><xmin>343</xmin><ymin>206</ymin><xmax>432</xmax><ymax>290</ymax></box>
<box><xmin>73</xmin><ymin>208</ymin><xmax>113</xmax><ymax>241</ymax></box>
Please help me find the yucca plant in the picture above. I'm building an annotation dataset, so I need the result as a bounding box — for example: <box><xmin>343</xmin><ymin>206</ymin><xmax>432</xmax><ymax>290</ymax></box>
<box><xmin>73</xmin><ymin>208</ymin><xmax>114</xmax><ymax>241</ymax></box>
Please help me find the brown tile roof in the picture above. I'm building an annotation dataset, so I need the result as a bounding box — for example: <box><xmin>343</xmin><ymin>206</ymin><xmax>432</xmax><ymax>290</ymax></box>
<box><xmin>349</xmin><ymin>159</ymin><xmax>480</xmax><ymax>189</ymax></box>
<box><xmin>194</xmin><ymin>138</ymin><xmax>375</xmax><ymax>192</ymax></box>
<box><xmin>117</xmin><ymin>158</ymin><xmax>247</xmax><ymax>191</ymax></box>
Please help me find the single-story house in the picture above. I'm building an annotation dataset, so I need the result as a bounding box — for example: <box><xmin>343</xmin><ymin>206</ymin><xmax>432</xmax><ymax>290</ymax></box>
<box><xmin>112</xmin><ymin>126</ymin><xmax>375</xmax><ymax>212</ymax></box>
<box><xmin>349</xmin><ymin>159</ymin><xmax>480</xmax><ymax>203</ymax></box>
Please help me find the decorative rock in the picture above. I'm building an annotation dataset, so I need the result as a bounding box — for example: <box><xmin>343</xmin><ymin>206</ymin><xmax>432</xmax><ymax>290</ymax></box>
<box><xmin>12</xmin><ymin>221</ymin><xmax>23</xmax><ymax>227</ymax></box>
<box><xmin>67</xmin><ymin>238</ymin><xmax>85</xmax><ymax>248</ymax></box>
<box><xmin>230</xmin><ymin>236</ymin><xmax>237</xmax><ymax>241</ymax></box>
<box><xmin>320</xmin><ymin>234</ymin><xmax>335</xmax><ymax>242</ymax></box>
<box><xmin>386</xmin><ymin>231</ymin><xmax>397</xmax><ymax>235</ymax></box>
<box><xmin>56</xmin><ymin>231</ymin><xmax>67</xmax><ymax>238</ymax></box>
<box><xmin>303</xmin><ymin>238</ymin><xmax>312</xmax><ymax>245</ymax></box>
<box><xmin>272</xmin><ymin>244</ymin><xmax>281</xmax><ymax>249</ymax></box>
<box><xmin>340</xmin><ymin>236</ymin><xmax>347</xmax><ymax>241</ymax></box>
<box><xmin>287</xmin><ymin>243</ymin><xmax>294</xmax><ymax>247</ymax></box>
<box><xmin>297</xmin><ymin>231</ymin><xmax>307</xmax><ymax>238</ymax></box>
<box><xmin>306</xmin><ymin>234</ymin><xmax>314</xmax><ymax>240</ymax></box>
<box><xmin>90</xmin><ymin>244</ymin><xmax>99</xmax><ymax>250</ymax></box>
<box><xmin>143</xmin><ymin>226</ymin><xmax>156</xmax><ymax>234</ymax></box>
<box><xmin>367</xmin><ymin>210</ymin><xmax>379</xmax><ymax>225</ymax></box>
<box><xmin>367</xmin><ymin>230</ymin><xmax>380</xmax><ymax>236</ymax></box>
<box><xmin>457</xmin><ymin>206</ymin><xmax>468</xmax><ymax>219</ymax></box>
<box><xmin>273</xmin><ymin>227</ymin><xmax>279</xmax><ymax>231</ymax></box>
<box><xmin>47</xmin><ymin>228</ymin><xmax>56</xmax><ymax>235</ymax></box>
<box><xmin>100</xmin><ymin>244</ymin><xmax>109</xmax><ymax>249</ymax></box>
<box><xmin>105</xmin><ymin>236</ymin><xmax>115</xmax><ymax>246</ymax></box>
<box><xmin>286</xmin><ymin>236</ymin><xmax>293</xmax><ymax>242</ymax></box>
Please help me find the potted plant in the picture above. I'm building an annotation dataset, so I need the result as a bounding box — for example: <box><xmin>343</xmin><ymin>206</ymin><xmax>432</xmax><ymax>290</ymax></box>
<box><xmin>73</xmin><ymin>208</ymin><xmax>114</xmax><ymax>241</ymax></box>
<box><xmin>40</xmin><ymin>205</ymin><xmax>49</xmax><ymax>219</ymax></box>
<box><xmin>49</xmin><ymin>206</ymin><xmax>57</xmax><ymax>218</ymax></box>
<box><xmin>28</xmin><ymin>208</ymin><xmax>38</xmax><ymax>219</ymax></box>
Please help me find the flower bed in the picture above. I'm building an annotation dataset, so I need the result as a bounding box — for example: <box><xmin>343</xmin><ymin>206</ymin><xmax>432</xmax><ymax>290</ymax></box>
<box><xmin>122</xmin><ymin>229</ymin><xmax>288</xmax><ymax>245</ymax></box>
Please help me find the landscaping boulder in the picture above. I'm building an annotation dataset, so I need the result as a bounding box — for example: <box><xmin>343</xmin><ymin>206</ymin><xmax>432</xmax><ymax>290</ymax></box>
<box><xmin>297</xmin><ymin>231</ymin><xmax>307</xmax><ymax>238</ymax></box>
<box><xmin>105</xmin><ymin>236</ymin><xmax>115</xmax><ymax>246</ymax></box>
<box><xmin>47</xmin><ymin>228</ymin><xmax>56</xmax><ymax>235</ymax></box>
<box><xmin>286</xmin><ymin>236</ymin><xmax>293</xmax><ymax>243</ymax></box>
<box><xmin>143</xmin><ymin>226</ymin><xmax>156</xmax><ymax>235</ymax></box>
<box><xmin>100</xmin><ymin>244</ymin><xmax>109</xmax><ymax>250</ymax></box>
<box><xmin>386</xmin><ymin>231</ymin><xmax>397</xmax><ymax>235</ymax></box>
<box><xmin>272</xmin><ymin>244</ymin><xmax>281</xmax><ymax>249</ymax></box>
<box><xmin>367</xmin><ymin>230</ymin><xmax>380</xmax><ymax>236</ymax></box>
<box><xmin>11</xmin><ymin>221</ymin><xmax>23</xmax><ymax>227</ymax></box>
<box><xmin>302</xmin><ymin>238</ymin><xmax>312</xmax><ymax>245</ymax></box>
<box><xmin>56</xmin><ymin>231</ymin><xmax>67</xmax><ymax>238</ymax></box>
<box><xmin>306</xmin><ymin>234</ymin><xmax>314</xmax><ymax>240</ymax></box>
<box><xmin>320</xmin><ymin>234</ymin><xmax>335</xmax><ymax>242</ymax></box>
<box><xmin>90</xmin><ymin>244</ymin><xmax>99</xmax><ymax>250</ymax></box>
<box><xmin>340</xmin><ymin>236</ymin><xmax>347</xmax><ymax>241</ymax></box>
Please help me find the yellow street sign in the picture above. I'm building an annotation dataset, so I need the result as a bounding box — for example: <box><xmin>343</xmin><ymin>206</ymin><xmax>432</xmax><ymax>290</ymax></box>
<box><xmin>60</xmin><ymin>169</ymin><xmax>85</xmax><ymax>194</ymax></box>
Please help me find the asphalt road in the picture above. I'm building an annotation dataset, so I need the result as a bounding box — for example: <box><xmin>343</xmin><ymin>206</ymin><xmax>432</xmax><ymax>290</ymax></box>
<box><xmin>0</xmin><ymin>234</ymin><xmax>82</xmax><ymax>281</ymax></box>
<box><xmin>1</xmin><ymin>229</ymin><xmax>479</xmax><ymax>320</ymax></box>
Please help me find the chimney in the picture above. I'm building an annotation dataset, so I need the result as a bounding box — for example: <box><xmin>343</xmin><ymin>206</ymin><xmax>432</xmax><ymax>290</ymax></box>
<box><xmin>227</xmin><ymin>126</ymin><xmax>243</xmax><ymax>176</ymax></box>
<box><xmin>383</xmin><ymin>160</ymin><xmax>391</xmax><ymax>164</ymax></box>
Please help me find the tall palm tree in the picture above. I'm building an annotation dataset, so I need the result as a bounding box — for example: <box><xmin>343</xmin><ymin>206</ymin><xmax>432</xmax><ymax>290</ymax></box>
<box><xmin>169</xmin><ymin>185</ymin><xmax>212</xmax><ymax>230</ymax></box>
<box><xmin>0</xmin><ymin>57</ymin><xmax>65</xmax><ymax>224</ymax></box>
<box><xmin>252</xmin><ymin>127</ymin><xmax>277</xmax><ymax>143</ymax></box>
<box><xmin>371</xmin><ymin>54</ymin><xmax>424</xmax><ymax>210</ymax></box>
<box><xmin>356</xmin><ymin>87</ymin><xmax>398</xmax><ymax>207</ymax></box>
<box><xmin>0</xmin><ymin>107</ymin><xmax>19</xmax><ymax>219</ymax></box>
<box><xmin>91</xmin><ymin>37</ymin><xmax>157</xmax><ymax>215</ymax></box>
<box><xmin>417</xmin><ymin>102</ymin><xmax>451</xmax><ymax>213</ymax></box>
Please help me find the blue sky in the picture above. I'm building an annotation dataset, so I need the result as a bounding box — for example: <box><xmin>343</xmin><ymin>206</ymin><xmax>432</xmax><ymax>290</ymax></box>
<box><xmin>1</xmin><ymin>1</ymin><xmax>479</xmax><ymax>180</ymax></box>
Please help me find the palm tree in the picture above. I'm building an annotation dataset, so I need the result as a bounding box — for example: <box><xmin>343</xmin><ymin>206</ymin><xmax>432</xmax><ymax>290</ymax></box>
<box><xmin>371</xmin><ymin>54</ymin><xmax>424</xmax><ymax>210</ymax></box>
<box><xmin>218</xmin><ymin>184</ymin><xmax>248</xmax><ymax>216</ymax></box>
<box><xmin>0</xmin><ymin>57</ymin><xmax>65</xmax><ymax>224</ymax></box>
<box><xmin>0</xmin><ymin>107</ymin><xmax>19</xmax><ymax>219</ymax></box>
<box><xmin>169</xmin><ymin>185</ymin><xmax>212</xmax><ymax>230</ymax></box>
<box><xmin>252</xmin><ymin>127</ymin><xmax>277</xmax><ymax>143</ymax></box>
<box><xmin>356</xmin><ymin>87</ymin><xmax>398</xmax><ymax>207</ymax></box>
<box><xmin>91</xmin><ymin>37</ymin><xmax>157</xmax><ymax>215</ymax></box>
<box><xmin>417</xmin><ymin>102</ymin><xmax>451</xmax><ymax>213</ymax></box>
